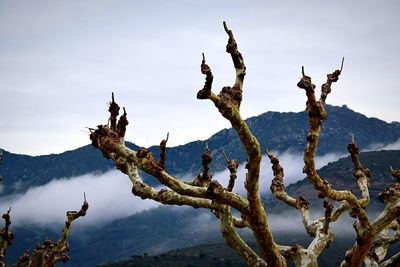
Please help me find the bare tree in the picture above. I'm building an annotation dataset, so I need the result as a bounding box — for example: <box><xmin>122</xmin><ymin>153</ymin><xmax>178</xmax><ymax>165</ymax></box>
<box><xmin>0</xmin><ymin>149</ymin><xmax>89</xmax><ymax>267</ymax></box>
<box><xmin>0</xmin><ymin>197</ymin><xmax>88</xmax><ymax>267</ymax></box>
<box><xmin>90</xmin><ymin>22</ymin><xmax>400</xmax><ymax>267</ymax></box>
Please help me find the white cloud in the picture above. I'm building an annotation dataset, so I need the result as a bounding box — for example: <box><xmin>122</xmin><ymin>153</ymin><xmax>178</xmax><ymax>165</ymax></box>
<box><xmin>269</xmin><ymin>151</ymin><xmax>347</xmax><ymax>185</ymax></box>
<box><xmin>0</xmin><ymin>150</ymin><xmax>343</xmax><ymax>229</ymax></box>
<box><xmin>267</xmin><ymin>210</ymin><xmax>356</xmax><ymax>236</ymax></box>
<box><xmin>0</xmin><ymin>170</ymin><xmax>158</xmax><ymax>229</ymax></box>
<box><xmin>363</xmin><ymin>138</ymin><xmax>400</xmax><ymax>152</ymax></box>
<box><xmin>181</xmin><ymin>207</ymin><xmax>356</xmax><ymax>237</ymax></box>
<box><xmin>0</xmin><ymin>143</ymin><xmax>393</xmax><ymax>231</ymax></box>
<box><xmin>211</xmin><ymin>151</ymin><xmax>345</xmax><ymax>195</ymax></box>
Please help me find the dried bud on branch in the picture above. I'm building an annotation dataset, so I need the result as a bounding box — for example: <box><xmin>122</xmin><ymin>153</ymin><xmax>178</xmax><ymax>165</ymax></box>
<box><xmin>323</xmin><ymin>201</ymin><xmax>333</xmax><ymax>234</ymax></box>
<box><xmin>320</xmin><ymin>58</ymin><xmax>344</xmax><ymax>105</ymax></box>
<box><xmin>216</xmin><ymin>22</ymin><xmax>246</xmax><ymax>108</ymax></box>
<box><xmin>378</xmin><ymin>184</ymin><xmax>400</xmax><ymax>204</ymax></box>
<box><xmin>117</xmin><ymin>107</ymin><xmax>129</xmax><ymax>138</ymax></box>
<box><xmin>223</xmin><ymin>151</ymin><xmax>239</xmax><ymax>192</ymax></box>
<box><xmin>223</xmin><ymin>21</ymin><xmax>245</xmax><ymax>74</ymax></box>
<box><xmin>296</xmin><ymin>197</ymin><xmax>310</xmax><ymax>210</ymax></box>
<box><xmin>0</xmin><ymin>208</ymin><xmax>13</xmax><ymax>263</ymax></box>
<box><xmin>206</xmin><ymin>180</ymin><xmax>225</xmax><ymax>199</ymax></box>
<box><xmin>348</xmin><ymin>136</ymin><xmax>371</xmax><ymax>207</ymax></box>
<box><xmin>297</xmin><ymin>68</ymin><xmax>315</xmax><ymax>91</ymax></box>
<box><xmin>197</xmin><ymin>53</ymin><xmax>213</xmax><ymax>99</ymax></box>
<box><xmin>193</xmin><ymin>142</ymin><xmax>213</xmax><ymax>187</ymax></box>
<box><xmin>109</xmin><ymin>92</ymin><xmax>120</xmax><ymax>130</ymax></box>
<box><xmin>158</xmin><ymin>132</ymin><xmax>169</xmax><ymax>170</ymax></box>
<box><xmin>88</xmin><ymin>23</ymin><xmax>400</xmax><ymax>267</ymax></box>
<box><xmin>45</xmin><ymin>193</ymin><xmax>89</xmax><ymax>265</ymax></box>
<box><xmin>14</xmin><ymin>250</ymin><xmax>30</xmax><ymax>266</ymax></box>
<box><xmin>8</xmin><ymin>194</ymin><xmax>88</xmax><ymax>267</ymax></box>
<box><xmin>391</xmin><ymin>166</ymin><xmax>400</xmax><ymax>182</ymax></box>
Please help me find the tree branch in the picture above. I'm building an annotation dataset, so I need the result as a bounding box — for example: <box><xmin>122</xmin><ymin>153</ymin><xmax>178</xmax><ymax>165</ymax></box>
<box><xmin>88</xmin><ymin>23</ymin><xmax>399</xmax><ymax>267</ymax></box>
<box><xmin>365</xmin><ymin>218</ymin><xmax>400</xmax><ymax>266</ymax></box>
<box><xmin>222</xmin><ymin>151</ymin><xmax>239</xmax><ymax>192</ymax></box>
<box><xmin>15</xmin><ymin>195</ymin><xmax>90</xmax><ymax>267</ymax></box>
<box><xmin>268</xmin><ymin>150</ymin><xmax>334</xmax><ymax>264</ymax></box>
<box><xmin>219</xmin><ymin>21</ymin><xmax>246</xmax><ymax>108</ymax></box>
<box><xmin>341</xmin><ymin>178</ymin><xmax>400</xmax><ymax>266</ymax></box>
<box><xmin>108</xmin><ymin>92</ymin><xmax>120</xmax><ymax>130</ymax></box>
<box><xmin>158</xmin><ymin>132</ymin><xmax>169</xmax><ymax>170</ymax></box>
<box><xmin>379</xmin><ymin>251</ymin><xmax>400</xmax><ymax>267</ymax></box>
<box><xmin>196</xmin><ymin>53</ymin><xmax>213</xmax><ymax>99</ymax></box>
<box><xmin>91</xmin><ymin>98</ymin><xmax>251</xmax><ymax>216</ymax></box>
<box><xmin>46</xmin><ymin>193</ymin><xmax>89</xmax><ymax>265</ymax></box>
<box><xmin>299</xmin><ymin>66</ymin><xmax>370</xmax><ymax>224</ymax></box>
<box><xmin>0</xmin><ymin>208</ymin><xmax>13</xmax><ymax>265</ymax></box>
<box><xmin>348</xmin><ymin>135</ymin><xmax>371</xmax><ymax>209</ymax></box>
<box><xmin>218</xmin><ymin>205</ymin><xmax>267</xmax><ymax>266</ymax></box>
<box><xmin>199</xmin><ymin>23</ymin><xmax>284</xmax><ymax>266</ymax></box>
<box><xmin>193</xmin><ymin>142</ymin><xmax>213</xmax><ymax>187</ymax></box>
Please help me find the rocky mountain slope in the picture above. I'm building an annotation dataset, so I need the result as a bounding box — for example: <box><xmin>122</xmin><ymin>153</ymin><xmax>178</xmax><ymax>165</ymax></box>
<box><xmin>0</xmin><ymin>105</ymin><xmax>399</xmax><ymax>266</ymax></box>
<box><xmin>1</xmin><ymin>105</ymin><xmax>399</xmax><ymax>196</ymax></box>
<box><xmin>40</xmin><ymin>150</ymin><xmax>400</xmax><ymax>266</ymax></box>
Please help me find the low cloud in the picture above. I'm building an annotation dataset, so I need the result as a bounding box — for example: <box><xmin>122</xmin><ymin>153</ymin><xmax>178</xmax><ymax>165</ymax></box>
<box><xmin>363</xmin><ymin>138</ymin><xmax>400</xmax><ymax>152</ymax></box>
<box><xmin>180</xmin><ymin>207</ymin><xmax>356</xmax><ymax>239</ymax></box>
<box><xmin>268</xmin><ymin>151</ymin><xmax>346</xmax><ymax>185</ymax></box>
<box><xmin>268</xmin><ymin>210</ymin><xmax>356</xmax><ymax>236</ymax></box>
<box><xmin>0</xmin><ymin>150</ymin><xmax>348</xmax><ymax>229</ymax></box>
<box><xmin>0</xmin><ymin>170</ymin><xmax>158</xmax><ymax>229</ymax></box>
<box><xmin>211</xmin><ymin>151</ymin><xmax>345</xmax><ymax>195</ymax></box>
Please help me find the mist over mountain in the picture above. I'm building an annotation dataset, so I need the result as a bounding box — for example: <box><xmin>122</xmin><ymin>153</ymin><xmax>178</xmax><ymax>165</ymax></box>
<box><xmin>0</xmin><ymin>105</ymin><xmax>399</xmax><ymax>266</ymax></box>
<box><xmin>78</xmin><ymin>150</ymin><xmax>400</xmax><ymax>267</ymax></box>
<box><xmin>1</xmin><ymin>105</ymin><xmax>399</xmax><ymax>196</ymax></box>
<box><xmin>279</xmin><ymin>150</ymin><xmax>400</xmax><ymax>211</ymax></box>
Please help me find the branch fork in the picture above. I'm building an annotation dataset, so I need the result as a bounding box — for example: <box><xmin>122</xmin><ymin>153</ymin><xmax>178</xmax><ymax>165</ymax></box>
<box><xmin>89</xmin><ymin>23</ymin><xmax>400</xmax><ymax>267</ymax></box>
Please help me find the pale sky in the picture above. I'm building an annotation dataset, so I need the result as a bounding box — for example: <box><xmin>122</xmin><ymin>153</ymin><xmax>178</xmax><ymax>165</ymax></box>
<box><xmin>1</xmin><ymin>0</ymin><xmax>399</xmax><ymax>156</ymax></box>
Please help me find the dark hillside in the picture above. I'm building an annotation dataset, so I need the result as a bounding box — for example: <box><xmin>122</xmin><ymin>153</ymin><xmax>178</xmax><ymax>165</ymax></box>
<box><xmin>70</xmin><ymin>150</ymin><xmax>400</xmax><ymax>267</ymax></box>
<box><xmin>1</xmin><ymin>105</ymin><xmax>399</xmax><ymax>196</ymax></box>
<box><xmin>266</xmin><ymin>150</ymin><xmax>400</xmax><ymax>212</ymax></box>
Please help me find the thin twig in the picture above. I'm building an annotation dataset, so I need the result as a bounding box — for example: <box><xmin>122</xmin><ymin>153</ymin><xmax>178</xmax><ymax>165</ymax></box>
<box><xmin>340</xmin><ymin>57</ymin><xmax>345</xmax><ymax>72</ymax></box>
<box><xmin>222</xmin><ymin>150</ymin><xmax>229</xmax><ymax>164</ymax></box>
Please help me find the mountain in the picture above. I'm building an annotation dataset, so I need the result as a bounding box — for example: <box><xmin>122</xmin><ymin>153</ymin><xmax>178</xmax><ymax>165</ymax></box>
<box><xmin>1</xmin><ymin>105</ymin><xmax>399</xmax><ymax>196</ymax></box>
<box><xmin>100</xmin><ymin>242</ymin><xmax>249</xmax><ymax>267</ymax></box>
<box><xmin>0</xmin><ymin>143</ymin><xmax>143</xmax><ymax>196</ymax></box>
<box><xmin>161</xmin><ymin>104</ymin><xmax>400</xmax><ymax>174</ymax></box>
<box><xmin>0</xmin><ymin>105</ymin><xmax>399</xmax><ymax>266</ymax></box>
<box><xmin>267</xmin><ymin>150</ymin><xmax>400</xmax><ymax>213</ymax></box>
<box><xmin>69</xmin><ymin>206</ymin><xmax>223</xmax><ymax>267</ymax></box>
<box><xmin>63</xmin><ymin>151</ymin><xmax>400</xmax><ymax>266</ymax></box>
<box><xmin>100</xmin><ymin>238</ymin><xmax>400</xmax><ymax>267</ymax></box>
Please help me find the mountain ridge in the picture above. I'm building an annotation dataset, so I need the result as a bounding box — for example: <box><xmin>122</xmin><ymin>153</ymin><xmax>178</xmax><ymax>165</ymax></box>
<box><xmin>1</xmin><ymin>104</ymin><xmax>399</xmax><ymax>197</ymax></box>
<box><xmin>76</xmin><ymin>149</ymin><xmax>400</xmax><ymax>267</ymax></box>
<box><xmin>1</xmin><ymin>149</ymin><xmax>399</xmax><ymax>266</ymax></box>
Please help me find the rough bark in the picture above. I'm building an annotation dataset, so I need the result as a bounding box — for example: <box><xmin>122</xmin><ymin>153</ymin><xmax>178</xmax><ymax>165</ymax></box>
<box><xmin>0</xmin><ymin>196</ymin><xmax>88</xmax><ymax>267</ymax></box>
<box><xmin>0</xmin><ymin>208</ymin><xmax>13</xmax><ymax>266</ymax></box>
<box><xmin>197</xmin><ymin>22</ymin><xmax>285</xmax><ymax>267</ymax></box>
<box><xmin>89</xmin><ymin>23</ymin><xmax>400</xmax><ymax>267</ymax></box>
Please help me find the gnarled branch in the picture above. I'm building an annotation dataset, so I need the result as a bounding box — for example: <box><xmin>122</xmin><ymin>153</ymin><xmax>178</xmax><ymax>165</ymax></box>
<box><xmin>89</xmin><ymin>23</ymin><xmax>400</xmax><ymax>267</ymax></box>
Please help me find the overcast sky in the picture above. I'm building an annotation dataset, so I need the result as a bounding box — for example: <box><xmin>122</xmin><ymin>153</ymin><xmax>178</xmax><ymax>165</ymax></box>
<box><xmin>1</xmin><ymin>0</ymin><xmax>399</xmax><ymax>156</ymax></box>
